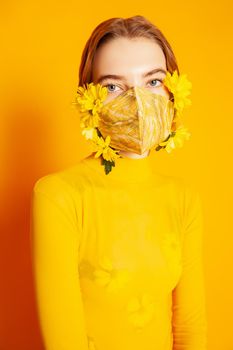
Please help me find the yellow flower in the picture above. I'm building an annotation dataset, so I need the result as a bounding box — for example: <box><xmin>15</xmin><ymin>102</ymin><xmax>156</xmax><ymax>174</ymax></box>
<box><xmin>80</xmin><ymin>110</ymin><xmax>100</xmax><ymax>129</ymax></box>
<box><xmin>76</xmin><ymin>82</ymin><xmax>108</xmax><ymax>114</ymax></box>
<box><xmin>102</xmin><ymin>146</ymin><xmax>121</xmax><ymax>163</ymax></box>
<box><xmin>172</xmin><ymin>109</ymin><xmax>182</xmax><ymax>123</ymax></box>
<box><xmin>81</xmin><ymin>127</ymin><xmax>98</xmax><ymax>140</ymax></box>
<box><xmin>75</xmin><ymin>83</ymin><xmax>108</xmax><ymax>129</ymax></box>
<box><xmin>93</xmin><ymin>135</ymin><xmax>121</xmax><ymax>162</ymax></box>
<box><xmin>159</xmin><ymin>125</ymin><xmax>191</xmax><ymax>153</ymax></box>
<box><xmin>93</xmin><ymin>256</ymin><xmax>129</xmax><ymax>293</ymax></box>
<box><xmin>163</xmin><ymin>70</ymin><xmax>192</xmax><ymax>112</ymax></box>
<box><xmin>126</xmin><ymin>293</ymin><xmax>157</xmax><ymax>329</ymax></box>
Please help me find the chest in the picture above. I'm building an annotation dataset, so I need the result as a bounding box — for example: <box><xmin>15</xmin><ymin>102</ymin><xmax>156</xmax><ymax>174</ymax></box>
<box><xmin>77</xmin><ymin>184</ymin><xmax>183</xmax><ymax>297</ymax></box>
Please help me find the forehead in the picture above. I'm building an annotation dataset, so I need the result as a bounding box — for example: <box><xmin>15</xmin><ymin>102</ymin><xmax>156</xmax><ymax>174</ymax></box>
<box><xmin>92</xmin><ymin>37</ymin><xmax>167</xmax><ymax>78</ymax></box>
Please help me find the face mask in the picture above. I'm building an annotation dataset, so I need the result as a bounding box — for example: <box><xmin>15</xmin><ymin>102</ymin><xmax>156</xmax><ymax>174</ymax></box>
<box><xmin>97</xmin><ymin>86</ymin><xmax>175</xmax><ymax>155</ymax></box>
<box><xmin>73</xmin><ymin>70</ymin><xmax>192</xmax><ymax>174</ymax></box>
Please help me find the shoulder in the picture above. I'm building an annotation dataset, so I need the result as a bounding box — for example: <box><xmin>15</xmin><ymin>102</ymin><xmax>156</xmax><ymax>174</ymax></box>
<box><xmin>167</xmin><ymin>175</ymin><xmax>203</xmax><ymax>225</ymax></box>
<box><xmin>157</xmin><ymin>172</ymin><xmax>198</xmax><ymax>195</ymax></box>
<box><xmin>165</xmin><ymin>173</ymin><xmax>200</xmax><ymax>197</ymax></box>
<box><xmin>157</xmin><ymin>173</ymin><xmax>202</xmax><ymax>212</ymax></box>
<box><xmin>32</xmin><ymin>156</ymin><xmax>91</xmax><ymax>207</ymax></box>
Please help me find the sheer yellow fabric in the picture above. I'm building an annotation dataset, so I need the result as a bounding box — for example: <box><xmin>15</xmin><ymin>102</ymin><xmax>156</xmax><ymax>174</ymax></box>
<box><xmin>30</xmin><ymin>152</ymin><xmax>207</xmax><ymax>350</ymax></box>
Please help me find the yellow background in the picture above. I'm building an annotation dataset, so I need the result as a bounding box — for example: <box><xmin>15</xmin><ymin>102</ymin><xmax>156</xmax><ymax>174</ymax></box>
<box><xmin>1</xmin><ymin>1</ymin><xmax>232</xmax><ymax>349</ymax></box>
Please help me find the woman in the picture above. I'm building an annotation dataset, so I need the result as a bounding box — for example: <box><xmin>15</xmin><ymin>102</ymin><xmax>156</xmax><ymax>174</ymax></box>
<box><xmin>31</xmin><ymin>15</ymin><xmax>207</xmax><ymax>350</ymax></box>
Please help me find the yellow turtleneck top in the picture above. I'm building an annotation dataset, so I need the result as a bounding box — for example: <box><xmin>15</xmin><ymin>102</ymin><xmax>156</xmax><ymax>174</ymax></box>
<box><xmin>30</xmin><ymin>152</ymin><xmax>207</xmax><ymax>350</ymax></box>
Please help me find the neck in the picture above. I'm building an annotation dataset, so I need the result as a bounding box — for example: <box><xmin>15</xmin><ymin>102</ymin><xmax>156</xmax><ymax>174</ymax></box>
<box><xmin>82</xmin><ymin>150</ymin><xmax>158</xmax><ymax>184</ymax></box>
<box><xmin>118</xmin><ymin>150</ymin><xmax>150</xmax><ymax>159</ymax></box>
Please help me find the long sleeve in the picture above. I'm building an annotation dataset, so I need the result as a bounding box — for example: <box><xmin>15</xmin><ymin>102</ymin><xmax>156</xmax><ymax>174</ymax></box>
<box><xmin>30</xmin><ymin>175</ymin><xmax>89</xmax><ymax>350</ymax></box>
<box><xmin>172</xmin><ymin>185</ymin><xmax>208</xmax><ymax>350</ymax></box>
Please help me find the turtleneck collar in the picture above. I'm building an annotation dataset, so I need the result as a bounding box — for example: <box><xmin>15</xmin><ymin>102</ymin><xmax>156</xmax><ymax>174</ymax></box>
<box><xmin>82</xmin><ymin>151</ymin><xmax>158</xmax><ymax>184</ymax></box>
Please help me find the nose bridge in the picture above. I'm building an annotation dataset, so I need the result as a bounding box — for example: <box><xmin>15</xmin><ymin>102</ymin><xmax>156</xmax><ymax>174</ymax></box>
<box><xmin>126</xmin><ymin>85</ymin><xmax>144</xmax><ymax>98</ymax></box>
<box><xmin>126</xmin><ymin>73</ymin><xmax>143</xmax><ymax>88</ymax></box>
<box><xmin>130</xmin><ymin>85</ymin><xmax>153</xmax><ymax>105</ymax></box>
<box><xmin>126</xmin><ymin>86</ymin><xmax>168</xmax><ymax>108</ymax></box>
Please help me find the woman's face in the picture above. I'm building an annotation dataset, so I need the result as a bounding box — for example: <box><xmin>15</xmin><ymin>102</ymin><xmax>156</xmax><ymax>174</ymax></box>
<box><xmin>92</xmin><ymin>37</ymin><xmax>170</xmax><ymax>104</ymax></box>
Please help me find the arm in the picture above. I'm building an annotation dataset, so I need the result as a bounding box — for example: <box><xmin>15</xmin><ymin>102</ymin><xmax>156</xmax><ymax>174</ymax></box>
<box><xmin>30</xmin><ymin>175</ymin><xmax>89</xmax><ymax>350</ymax></box>
<box><xmin>172</xmin><ymin>185</ymin><xmax>208</xmax><ymax>350</ymax></box>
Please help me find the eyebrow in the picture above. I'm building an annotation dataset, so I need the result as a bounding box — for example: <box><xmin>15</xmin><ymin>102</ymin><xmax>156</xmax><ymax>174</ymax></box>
<box><xmin>96</xmin><ymin>68</ymin><xmax>167</xmax><ymax>84</ymax></box>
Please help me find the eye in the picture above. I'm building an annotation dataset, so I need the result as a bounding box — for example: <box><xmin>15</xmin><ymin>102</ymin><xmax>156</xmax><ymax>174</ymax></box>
<box><xmin>104</xmin><ymin>84</ymin><xmax>121</xmax><ymax>93</ymax></box>
<box><xmin>148</xmin><ymin>79</ymin><xmax>163</xmax><ymax>87</ymax></box>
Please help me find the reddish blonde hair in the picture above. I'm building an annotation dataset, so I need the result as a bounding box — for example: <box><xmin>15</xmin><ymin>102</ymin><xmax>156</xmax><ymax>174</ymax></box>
<box><xmin>78</xmin><ymin>15</ymin><xmax>179</xmax><ymax>86</ymax></box>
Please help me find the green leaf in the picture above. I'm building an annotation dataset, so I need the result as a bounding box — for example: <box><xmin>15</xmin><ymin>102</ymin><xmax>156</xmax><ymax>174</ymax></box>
<box><xmin>96</xmin><ymin>128</ymin><xmax>102</xmax><ymax>137</ymax></box>
<box><xmin>101</xmin><ymin>157</ymin><xmax>115</xmax><ymax>175</ymax></box>
<box><xmin>155</xmin><ymin>133</ymin><xmax>172</xmax><ymax>151</ymax></box>
<box><xmin>164</xmin><ymin>133</ymin><xmax>171</xmax><ymax>142</ymax></box>
<box><xmin>155</xmin><ymin>145</ymin><xmax>163</xmax><ymax>151</ymax></box>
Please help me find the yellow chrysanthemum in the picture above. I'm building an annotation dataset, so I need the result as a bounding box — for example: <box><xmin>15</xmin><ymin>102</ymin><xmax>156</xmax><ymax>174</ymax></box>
<box><xmin>172</xmin><ymin>109</ymin><xmax>182</xmax><ymax>123</ymax></box>
<box><xmin>163</xmin><ymin>70</ymin><xmax>192</xmax><ymax>112</ymax></box>
<box><xmin>93</xmin><ymin>135</ymin><xmax>121</xmax><ymax>162</ymax></box>
<box><xmin>76</xmin><ymin>82</ymin><xmax>108</xmax><ymax>114</ymax></box>
<box><xmin>159</xmin><ymin>125</ymin><xmax>191</xmax><ymax>153</ymax></box>
<box><xmin>93</xmin><ymin>256</ymin><xmax>129</xmax><ymax>293</ymax></box>
<box><xmin>80</xmin><ymin>110</ymin><xmax>100</xmax><ymax>129</ymax></box>
<box><xmin>75</xmin><ymin>83</ymin><xmax>108</xmax><ymax>129</ymax></box>
<box><xmin>126</xmin><ymin>293</ymin><xmax>157</xmax><ymax>329</ymax></box>
<box><xmin>81</xmin><ymin>127</ymin><xmax>98</xmax><ymax>140</ymax></box>
<box><xmin>102</xmin><ymin>146</ymin><xmax>121</xmax><ymax>163</ymax></box>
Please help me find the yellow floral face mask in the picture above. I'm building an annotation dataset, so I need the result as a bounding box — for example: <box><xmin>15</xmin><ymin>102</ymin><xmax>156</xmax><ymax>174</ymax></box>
<box><xmin>98</xmin><ymin>86</ymin><xmax>175</xmax><ymax>155</ymax></box>
<box><xmin>72</xmin><ymin>70</ymin><xmax>192</xmax><ymax>174</ymax></box>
